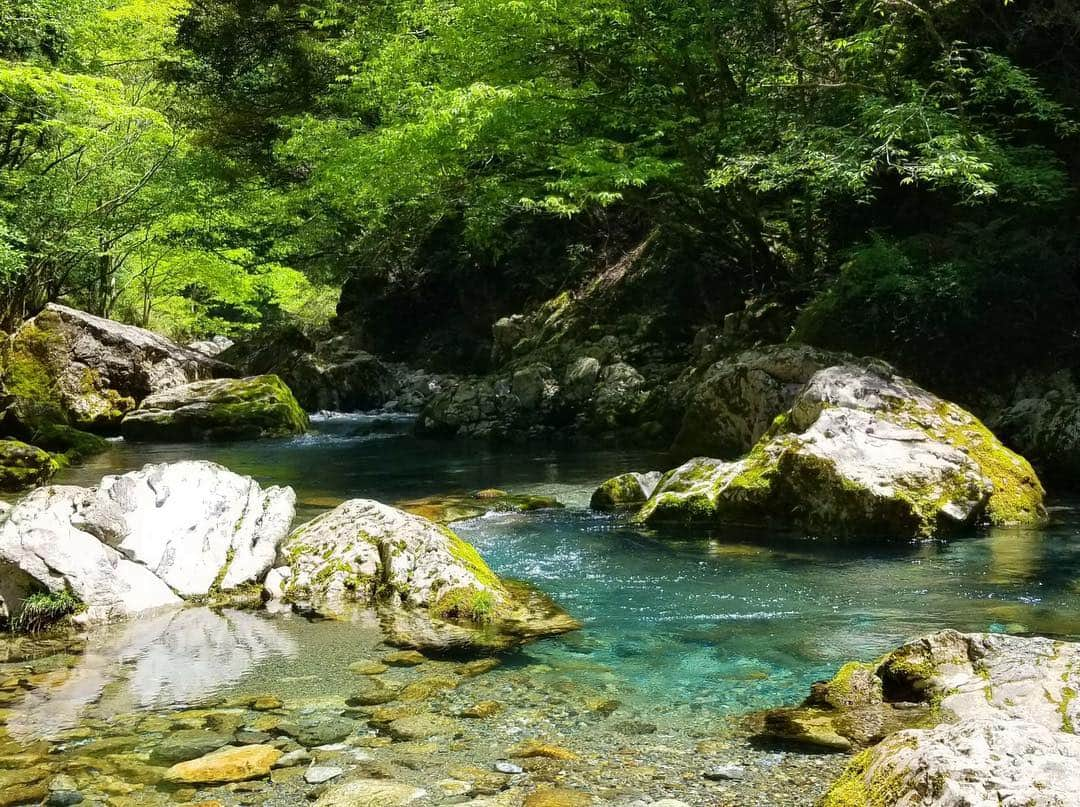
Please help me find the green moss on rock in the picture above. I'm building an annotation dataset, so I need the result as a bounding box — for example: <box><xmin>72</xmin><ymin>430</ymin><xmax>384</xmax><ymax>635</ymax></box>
<box><xmin>0</xmin><ymin>439</ymin><xmax>58</xmax><ymax>492</ymax></box>
<box><xmin>121</xmin><ymin>374</ymin><xmax>309</xmax><ymax>442</ymax></box>
<box><xmin>29</xmin><ymin>424</ymin><xmax>109</xmax><ymax>462</ymax></box>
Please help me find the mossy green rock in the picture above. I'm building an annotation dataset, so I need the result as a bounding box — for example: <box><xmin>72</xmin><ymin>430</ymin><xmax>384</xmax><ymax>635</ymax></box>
<box><xmin>818</xmin><ymin>631</ymin><xmax>1080</xmax><ymax>806</ymax></box>
<box><xmin>1</xmin><ymin>304</ymin><xmax>228</xmax><ymax>433</ymax></box>
<box><xmin>638</xmin><ymin>364</ymin><xmax>1044</xmax><ymax>537</ymax></box>
<box><xmin>28</xmin><ymin>424</ymin><xmax>109</xmax><ymax>462</ymax></box>
<box><xmin>590</xmin><ymin>471</ymin><xmax>662</xmax><ymax>511</ymax></box>
<box><xmin>0</xmin><ymin>440</ymin><xmax>57</xmax><ymax>492</ymax></box>
<box><xmin>276</xmin><ymin>498</ymin><xmax>579</xmax><ymax>652</ymax></box>
<box><xmin>120</xmin><ymin>374</ymin><xmax>308</xmax><ymax>442</ymax></box>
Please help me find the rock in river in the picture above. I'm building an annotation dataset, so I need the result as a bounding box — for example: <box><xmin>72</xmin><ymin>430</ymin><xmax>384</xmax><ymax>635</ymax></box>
<box><xmin>589</xmin><ymin>471</ymin><xmax>661</xmax><ymax>511</ymax></box>
<box><xmin>801</xmin><ymin>630</ymin><xmax>1080</xmax><ymax>807</ymax></box>
<box><xmin>633</xmin><ymin>363</ymin><xmax>1044</xmax><ymax>537</ymax></box>
<box><xmin>120</xmin><ymin>374</ymin><xmax>308</xmax><ymax>442</ymax></box>
<box><xmin>273</xmin><ymin>499</ymin><xmax>580</xmax><ymax>651</ymax></box>
<box><xmin>0</xmin><ymin>461</ymin><xmax>294</xmax><ymax>624</ymax></box>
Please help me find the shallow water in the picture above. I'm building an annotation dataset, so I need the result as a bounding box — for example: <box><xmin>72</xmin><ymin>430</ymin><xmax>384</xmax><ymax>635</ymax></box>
<box><xmin>7</xmin><ymin>414</ymin><xmax>1080</xmax><ymax>804</ymax></box>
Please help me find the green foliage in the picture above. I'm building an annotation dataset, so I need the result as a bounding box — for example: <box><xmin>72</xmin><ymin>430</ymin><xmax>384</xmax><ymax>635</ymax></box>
<box><xmin>794</xmin><ymin>230</ymin><xmax>1079</xmax><ymax>389</ymax></box>
<box><xmin>10</xmin><ymin>588</ymin><xmax>81</xmax><ymax>633</ymax></box>
<box><xmin>1</xmin><ymin>0</ymin><xmax>1079</xmax><ymax>385</ymax></box>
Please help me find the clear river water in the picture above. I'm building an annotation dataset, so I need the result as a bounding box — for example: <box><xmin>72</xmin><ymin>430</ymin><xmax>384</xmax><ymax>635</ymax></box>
<box><xmin>4</xmin><ymin>412</ymin><xmax>1080</xmax><ymax>806</ymax></box>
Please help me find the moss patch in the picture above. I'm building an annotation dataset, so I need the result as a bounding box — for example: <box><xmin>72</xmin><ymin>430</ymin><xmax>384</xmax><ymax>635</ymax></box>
<box><xmin>430</xmin><ymin>586</ymin><xmax>499</xmax><ymax>624</ymax></box>
<box><xmin>29</xmin><ymin>423</ymin><xmax>109</xmax><ymax>462</ymax></box>
<box><xmin>0</xmin><ymin>439</ymin><xmax>58</xmax><ymax>492</ymax></box>
<box><xmin>441</xmin><ymin>526</ymin><xmax>503</xmax><ymax>591</ymax></box>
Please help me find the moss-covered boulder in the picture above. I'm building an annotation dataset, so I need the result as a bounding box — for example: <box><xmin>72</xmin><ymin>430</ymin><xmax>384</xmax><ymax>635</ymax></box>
<box><xmin>810</xmin><ymin>631</ymin><xmax>1080</xmax><ymax>807</ymax></box>
<box><xmin>638</xmin><ymin>364</ymin><xmax>1045</xmax><ymax>537</ymax></box>
<box><xmin>120</xmin><ymin>374</ymin><xmax>308</xmax><ymax>442</ymax></box>
<box><xmin>0</xmin><ymin>304</ymin><xmax>230</xmax><ymax>433</ymax></box>
<box><xmin>271</xmin><ymin>499</ymin><xmax>580</xmax><ymax>652</ymax></box>
<box><xmin>396</xmin><ymin>489</ymin><xmax>563</xmax><ymax>524</ymax></box>
<box><xmin>28</xmin><ymin>424</ymin><xmax>109</xmax><ymax>463</ymax></box>
<box><xmin>0</xmin><ymin>440</ymin><xmax>57</xmax><ymax>492</ymax></box>
<box><xmin>590</xmin><ymin>471</ymin><xmax>662</xmax><ymax>510</ymax></box>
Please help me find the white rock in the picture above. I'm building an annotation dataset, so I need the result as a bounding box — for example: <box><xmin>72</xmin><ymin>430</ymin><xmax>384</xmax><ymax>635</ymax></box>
<box><xmin>0</xmin><ymin>462</ymin><xmax>295</xmax><ymax>623</ymax></box>
<box><xmin>826</xmin><ymin>631</ymin><xmax>1080</xmax><ymax>806</ymax></box>
<box><xmin>304</xmin><ymin>766</ymin><xmax>344</xmax><ymax>784</ymax></box>
<box><xmin>0</xmin><ymin>486</ymin><xmax>181</xmax><ymax>623</ymax></box>
<box><xmin>263</xmin><ymin>566</ymin><xmax>292</xmax><ymax>599</ymax></box>
<box><xmin>95</xmin><ymin>461</ymin><xmax>295</xmax><ymax>597</ymax></box>
<box><xmin>279</xmin><ymin>499</ymin><xmax>503</xmax><ymax>611</ymax></box>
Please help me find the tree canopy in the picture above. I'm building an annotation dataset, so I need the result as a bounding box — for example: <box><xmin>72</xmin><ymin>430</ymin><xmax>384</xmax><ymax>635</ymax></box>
<box><xmin>2</xmin><ymin>0</ymin><xmax>1078</xmax><ymax>379</ymax></box>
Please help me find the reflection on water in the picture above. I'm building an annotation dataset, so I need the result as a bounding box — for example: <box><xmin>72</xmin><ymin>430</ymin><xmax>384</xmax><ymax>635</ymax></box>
<box><xmin>6</xmin><ymin>609</ymin><xmax>297</xmax><ymax>740</ymax></box>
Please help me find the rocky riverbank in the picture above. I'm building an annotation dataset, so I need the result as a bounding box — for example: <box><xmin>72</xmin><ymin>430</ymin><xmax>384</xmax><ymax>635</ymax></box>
<box><xmin>0</xmin><ymin>607</ymin><xmax>849</xmax><ymax>807</ymax></box>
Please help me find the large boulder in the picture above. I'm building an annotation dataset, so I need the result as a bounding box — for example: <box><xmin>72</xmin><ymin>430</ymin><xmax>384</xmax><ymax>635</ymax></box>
<box><xmin>803</xmin><ymin>631</ymin><xmax>1080</xmax><ymax>807</ymax></box>
<box><xmin>671</xmin><ymin>344</ymin><xmax>841</xmax><ymax>457</ymax></box>
<box><xmin>225</xmin><ymin>327</ymin><xmax>404</xmax><ymax>412</ymax></box>
<box><xmin>272</xmin><ymin>499</ymin><xmax>580</xmax><ymax>651</ymax></box>
<box><xmin>992</xmin><ymin>371</ymin><xmax>1080</xmax><ymax>487</ymax></box>
<box><xmin>0</xmin><ymin>440</ymin><xmax>57</xmax><ymax>492</ymax></box>
<box><xmin>0</xmin><ymin>485</ymin><xmax>182</xmax><ymax>624</ymax></box>
<box><xmin>0</xmin><ymin>304</ymin><xmax>230</xmax><ymax>432</ymax></box>
<box><xmin>636</xmin><ymin>364</ymin><xmax>1044</xmax><ymax>536</ymax></box>
<box><xmin>120</xmin><ymin>374</ymin><xmax>308</xmax><ymax>442</ymax></box>
<box><xmin>0</xmin><ymin>461</ymin><xmax>295</xmax><ymax>624</ymax></box>
<box><xmin>94</xmin><ymin>461</ymin><xmax>295</xmax><ymax>596</ymax></box>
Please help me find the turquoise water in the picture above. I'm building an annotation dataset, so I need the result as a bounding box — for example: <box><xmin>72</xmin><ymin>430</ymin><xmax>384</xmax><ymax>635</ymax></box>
<box><xmin>56</xmin><ymin>414</ymin><xmax>1080</xmax><ymax>717</ymax></box>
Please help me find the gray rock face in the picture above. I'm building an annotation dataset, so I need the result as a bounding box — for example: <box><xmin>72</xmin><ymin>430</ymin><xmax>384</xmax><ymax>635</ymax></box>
<box><xmin>562</xmin><ymin>356</ymin><xmax>601</xmax><ymax>403</ymax></box>
<box><xmin>120</xmin><ymin>374</ymin><xmax>309</xmax><ymax>442</ymax></box>
<box><xmin>638</xmin><ymin>364</ymin><xmax>1045</xmax><ymax>536</ymax></box>
<box><xmin>993</xmin><ymin>371</ymin><xmax>1080</xmax><ymax>486</ymax></box>
<box><xmin>672</xmin><ymin>344</ymin><xmax>840</xmax><ymax>457</ymax></box>
<box><xmin>591</xmin><ymin>363</ymin><xmax>648</xmax><ymax>429</ymax></box>
<box><xmin>0</xmin><ymin>461</ymin><xmax>295</xmax><ymax>623</ymax></box>
<box><xmin>1</xmin><ymin>304</ymin><xmax>230</xmax><ymax>432</ymax></box>
<box><xmin>227</xmin><ymin>329</ymin><xmax>413</xmax><ymax>413</ymax></box>
<box><xmin>820</xmin><ymin>631</ymin><xmax>1080</xmax><ymax>807</ymax></box>
<box><xmin>187</xmin><ymin>335</ymin><xmax>235</xmax><ymax>358</ymax></box>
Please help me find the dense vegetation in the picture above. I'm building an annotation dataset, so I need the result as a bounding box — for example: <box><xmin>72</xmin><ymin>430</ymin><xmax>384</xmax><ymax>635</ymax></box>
<box><xmin>2</xmin><ymin>0</ymin><xmax>1079</xmax><ymax>387</ymax></box>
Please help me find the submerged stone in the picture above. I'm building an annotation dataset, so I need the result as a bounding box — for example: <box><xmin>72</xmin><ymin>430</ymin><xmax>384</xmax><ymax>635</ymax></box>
<box><xmin>163</xmin><ymin>744</ymin><xmax>282</xmax><ymax>784</ymax></box>
<box><xmin>396</xmin><ymin>489</ymin><xmax>563</xmax><ymax>524</ymax></box>
<box><xmin>121</xmin><ymin>374</ymin><xmax>308</xmax><ymax>442</ymax></box>
<box><xmin>313</xmin><ymin>779</ymin><xmax>426</xmax><ymax>807</ymax></box>
<box><xmin>149</xmin><ymin>729</ymin><xmax>233</xmax><ymax>765</ymax></box>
